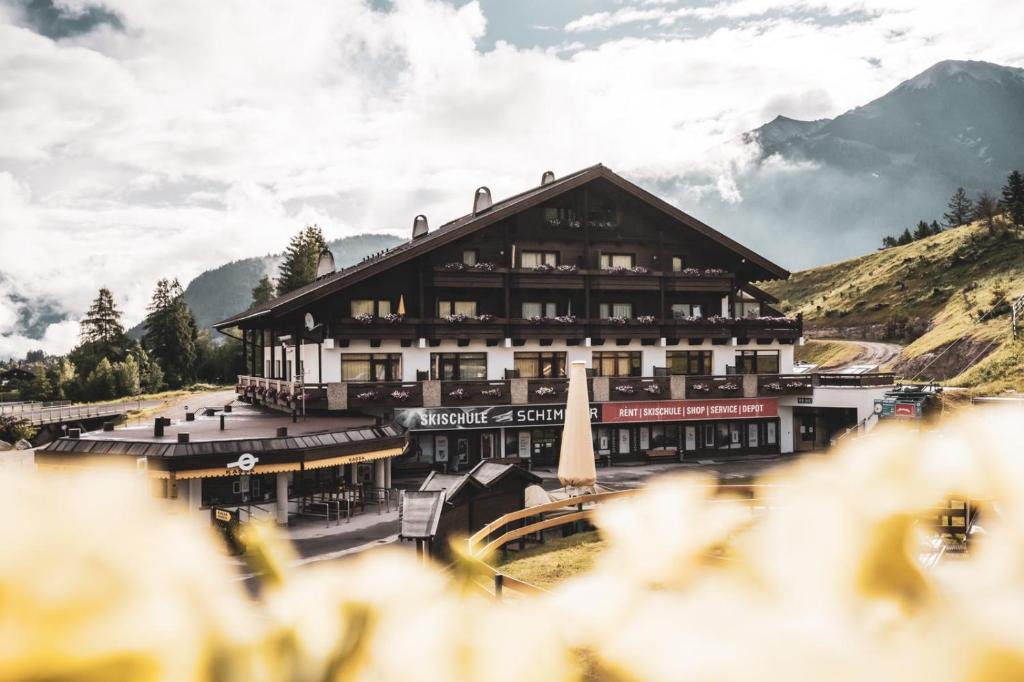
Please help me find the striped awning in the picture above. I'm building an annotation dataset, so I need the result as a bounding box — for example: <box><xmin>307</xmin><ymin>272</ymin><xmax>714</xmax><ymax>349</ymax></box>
<box><xmin>303</xmin><ymin>446</ymin><xmax>405</xmax><ymax>471</ymax></box>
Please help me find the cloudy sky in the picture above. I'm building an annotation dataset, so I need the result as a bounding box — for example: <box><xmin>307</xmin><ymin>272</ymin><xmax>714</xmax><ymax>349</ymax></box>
<box><xmin>1</xmin><ymin>0</ymin><xmax>1022</xmax><ymax>358</ymax></box>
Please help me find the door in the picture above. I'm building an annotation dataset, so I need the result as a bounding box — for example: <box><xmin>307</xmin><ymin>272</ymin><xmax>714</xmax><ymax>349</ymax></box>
<box><xmin>481</xmin><ymin>432</ymin><xmax>495</xmax><ymax>459</ymax></box>
<box><xmin>456</xmin><ymin>437</ymin><xmax>470</xmax><ymax>469</ymax></box>
<box><xmin>617</xmin><ymin>428</ymin><xmax>631</xmax><ymax>456</ymax></box>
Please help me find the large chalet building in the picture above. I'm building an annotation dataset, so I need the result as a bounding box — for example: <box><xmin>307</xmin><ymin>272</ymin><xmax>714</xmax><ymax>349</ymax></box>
<box><xmin>217</xmin><ymin>165</ymin><xmax>892</xmax><ymax>473</ymax></box>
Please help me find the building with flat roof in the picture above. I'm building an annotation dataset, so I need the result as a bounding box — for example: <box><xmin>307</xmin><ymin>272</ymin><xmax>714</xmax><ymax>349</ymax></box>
<box><xmin>216</xmin><ymin>165</ymin><xmax>894</xmax><ymax>473</ymax></box>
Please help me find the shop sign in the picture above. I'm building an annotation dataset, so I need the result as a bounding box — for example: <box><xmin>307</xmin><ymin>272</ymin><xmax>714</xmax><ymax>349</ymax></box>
<box><xmin>797</xmin><ymin>397</ymin><xmax>813</xmax><ymax>404</ymax></box>
<box><xmin>214</xmin><ymin>509</ymin><xmax>232</xmax><ymax>522</ymax></box>
<box><xmin>395</xmin><ymin>405</ymin><xmax>599</xmax><ymax>431</ymax></box>
<box><xmin>601</xmin><ymin>398</ymin><xmax>778</xmax><ymax>424</ymax></box>
<box><xmin>894</xmin><ymin>402</ymin><xmax>919</xmax><ymax>418</ymax></box>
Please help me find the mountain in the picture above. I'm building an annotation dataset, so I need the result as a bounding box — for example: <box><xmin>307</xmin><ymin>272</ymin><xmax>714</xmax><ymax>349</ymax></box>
<box><xmin>127</xmin><ymin>233</ymin><xmax>403</xmax><ymax>338</ymax></box>
<box><xmin>694</xmin><ymin>60</ymin><xmax>1024</xmax><ymax>269</ymax></box>
<box><xmin>760</xmin><ymin>220</ymin><xmax>1024</xmax><ymax>393</ymax></box>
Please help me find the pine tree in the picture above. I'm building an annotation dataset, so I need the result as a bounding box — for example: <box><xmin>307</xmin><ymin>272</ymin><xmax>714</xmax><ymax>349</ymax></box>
<box><xmin>930</xmin><ymin>220</ymin><xmax>942</xmax><ymax>235</ymax></box>
<box><xmin>143</xmin><ymin>279</ymin><xmax>199</xmax><ymax>388</ymax></box>
<box><xmin>80</xmin><ymin>288</ymin><xmax>126</xmax><ymax>344</ymax></box>
<box><xmin>912</xmin><ymin>220</ymin><xmax>932</xmax><ymax>240</ymax></box>
<box><xmin>1001</xmin><ymin>170</ymin><xmax>1024</xmax><ymax>228</ymax></box>
<box><xmin>896</xmin><ymin>228</ymin><xmax>914</xmax><ymax>246</ymax></box>
<box><xmin>881</xmin><ymin>235</ymin><xmax>898</xmax><ymax>249</ymax></box>
<box><xmin>136</xmin><ymin>348</ymin><xmax>164</xmax><ymax>393</ymax></box>
<box><xmin>973</xmin><ymin>191</ymin><xmax>1000</xmax><ymax>235</ymax></box>
<box><xmin>251</xmin><ymin>274</ymin><xmax>276</xmax><ymax>306</ymax></box>
<box><xmin>943</xmin><ymin>187</ymin><xmax>974</xmax><ymax>228</ymax></box>
<box><xmin>276</xmin><ymin>225</ymin><xmax>328</xmax><ymax>295</ymax></box>
<box><xmin>85</xmin><ymin>358</ymin><xmax>117</xmax><ymax>401</ymax></box>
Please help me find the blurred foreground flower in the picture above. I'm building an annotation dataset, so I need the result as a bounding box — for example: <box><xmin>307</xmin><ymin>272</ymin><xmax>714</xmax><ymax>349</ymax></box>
<box><xmin>5</xmin><ymin>410</ymin><xmax>1024</xmax><ymax>680</ymax></box>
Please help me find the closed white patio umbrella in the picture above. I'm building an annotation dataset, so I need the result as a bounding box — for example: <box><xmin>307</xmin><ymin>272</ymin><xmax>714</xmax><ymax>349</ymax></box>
<box><xmin>557</xmin><ymin>360</ymin><xmax>597</xmax><ymax>489</ymax></box>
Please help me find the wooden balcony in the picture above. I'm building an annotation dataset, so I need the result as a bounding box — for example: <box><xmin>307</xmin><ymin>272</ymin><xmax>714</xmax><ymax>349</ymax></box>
<box><xmin>590</xmin><ymin>319</ymin><xmax>662</xmax><ymax>339</ymax></box>
<box><xmin>347</xmin><ymin>382</ymin><xmax>424</xmax><ymax>408</ymax></box>
<box><xmin>334</xmin><ymin>317</ymin><xmax>418</xmax><ymax>341</ymax></box>
<box><xmin>526</xmin><ymin>378</ymin><xmax>594</xmax><ymax>404</ymax></box>
<box><xmin>732</xmin><ymin>316</ymin><xmax>802</xmax><ymax>341</ymax></box>
<box><xmin>684</xmin><ymin>375</ymin><xmax>746</xmax><ymax>399</ymax></box>
<box><xmin>662</xmin><ymin>271</ymin><xmax>734</xmax><ymax>292</ymax></box>
<box><xmin>440</xmin><ymin>380</ymin><xmax>511</xmax><ymax>406</ymax></box>
<box><xmin>509</xmin><ymin>318</ymin><xmax>585</xmax><ymax>340</ymax></box>
<box><xmin>510</xmin><ymin>268</ymin><xmax>585</xmax><ymax>290</ymax></box>
<box><xmin>662</xmin><ymin>318</ymin><xmax>733</xmax><ymax>339</ymax></box>
<box><xmin>757</xmin><ymin>374</ymin><xmax>813</xmax><ymax>397</ymax></box>
<box><xmin>608</xmin><ymin>377</ymin><xmax>670</xmax><ymax>402</ymax></box>
<box><xmin>431</xmin><ymin>265</ymin><xmax>504</xmax><ymax>289</ymax></box>
<box><xmin>423</xmin><ymin>318</ymin><xmax>506</xmax><ymax>341</ymax></box>
<box><xmin>589</xmin><ymin>271</ymin><xmax>661</xmax><ymax>291</ymax></box>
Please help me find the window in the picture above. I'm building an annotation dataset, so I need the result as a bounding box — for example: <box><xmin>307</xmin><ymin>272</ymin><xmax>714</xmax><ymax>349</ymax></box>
<box><xmin>437</xmin><ymin>300</ymin><xmax>478</xmax><ymax>317</ymax></box>
<box><xmin>667</xmin><ymin>350</ymin><xmax>713</xmax><ymax>375</ymax></box>
<box><xmin>599</xmin><ymin>303</ymin><xmax>633</xmax><ymax>319</ymax></box>
<box><xmin>341</xmin><ymin>353</ymin><xmax>402</xmax><ymax>382</ymax></box>
<box><xmin>733</xmin><ymin>301</ymin><xmax>761</xmax><ymax>318</ymax></box>
<box><xmin>599</xmin><ymin>253</ymin><xmax>635</xmax><ymax>269</ymax></box>
<box><xmin>462</xmin><ymin>249</ymin><xmax>478</xmax><ymax>266</ymax></box>
<box><xmin>522</xmin><ymin>302</ymin><xmax>557</xmax><ymax>318</ymax></box>
<box><xmin>593</xmin><ymin>351</ymin><xmax>641</xmax><ymax>377</ymax></box>
<box><xmin>670</xmin><ymin>303</ymin><xmax>702</xmax><ymax>319</ymax></box>
<box><xmin>430</xmin><ymin>353</ymin><xmax>487</xmax><ymax>380</ymax></box>
<box><xmin>543</xmin><ymin>206</ymin><xmax>578</xmax><ymax>226</ymax></box>
<box><xmin>735</xmin><ymin>350</ymin><xmax>780</xmax><ymax>374</ymax></box>
<box><xmin>521</xmin><ymin>251</ymin><xmax>558</xmax><ymax>268</ymax></box>
<box><xmin>350</xmin><ymin>299</ymin><xmax>391</xmax><ymax>317</ymax></box>
<box><xmin>672</xmin><ymin>256</ymin><xmax>685</xmax><ymax>272</ymax></box>
<box><xmin>514</xmin><ymin>352</ymin><xmax>566</xmax><ymax>378</ymax></box>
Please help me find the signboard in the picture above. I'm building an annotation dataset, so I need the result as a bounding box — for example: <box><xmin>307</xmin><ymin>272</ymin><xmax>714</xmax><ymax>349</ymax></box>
<box><xmin>601</xmin><ymin>398</ymin><xmax>777</xmax><ymax>424</ymax></box>
<box><xmin>517</xmin><ymin>431</ymin><xmax>531</xmax><ymax>458</ymax></box>
<box><xmin>894</xmin><ymin>402</ymin><xmax>918</xmax><ymax>418</ymax></box>
<box><xmin>396</xmin><ymin>399</ymin><xmax>777</xmax><ymax>431</ymax></box>
<box><xmin>214</xmin><ymin>509</ymin><xmax>232</xmax><ymax>522</ymax></box>
<box><xmin>396</xmin><ymin>405</ymin><xmax>599</xmax><ymax>430</ymax></box>
<box><xmin>797</xmin><ymin>397</ymin><xmax>813</xmax><ymax>404</ymax></box>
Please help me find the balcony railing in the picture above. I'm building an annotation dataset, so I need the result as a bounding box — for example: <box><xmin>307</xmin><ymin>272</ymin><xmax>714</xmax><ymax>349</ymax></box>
<box><xmin>509</xmin><ymin>318</ymin><xmax>585</xmax><ymax>339</ymax></box>
<box><xmin>441</xmin><ymin>380</ymin><xmax>511</xmax><ymax>406</ymax></box>
<box><xmin>757</xmin><ymin>374</ymin><xmax>814</xmax><ymax>397</ymax></box>
<box><xmin>608</xmin><ymin>377</ymin><xmax>670</xmax><ymax>401</ymax></box>
<box><xmin>815</xmin><ymin>373</ymin><xmax>896</xmax><ymax>388</ymax></box>
<box><xmin>423</xmin><ymin>318</ymin><xmax>506</xmax><ymax>341</ymax></box>
<box><xmin>236</xmin><ymin>376</ymin><xmax>326</xmax><ymax>409</ymax></box>
<box><xmin>526</xmin><ymin>377</ymin><xmax>594</xmax><ymax>404</ymax></box>
<box><xmin>684</xmin><ymin>375</ymin><xmax>746</xmax><ymax>399</ymax></box>
<box><xmin>335</xmin><ymin>317</ymin><xmax>418</xmax><ymax>341</ymax></box>
<box><xmin>590</xmin><ymin>318</ymin><xmax>662</xmax><ymax>339</ymax></box>
<box><xmin>347</xmin><ymin>381</ymin><xmax>424</xmax><ymax>408</ymax></box>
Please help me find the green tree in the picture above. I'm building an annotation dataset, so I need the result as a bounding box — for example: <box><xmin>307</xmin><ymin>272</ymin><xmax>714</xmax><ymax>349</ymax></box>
<box><xmin>896</xmin><ymin>228</ymin><xmax>914</xmax><ymax>246</ymax></box>
<box><xmin>276</xmin><ymin>225</ymin><xmax>328</xmax><ymax>295</ymax></box>
<box><xmin>930</xmin><ymin>220</ymin><xmax>942</xmax><ymax>235</ymax></box>
<box><xmin>912</xmin><ymin>220</ymin><xmax>932</xmax><ymax>240</ymax></box>
<box><xmin>881</xmin><ymin>235</ymin><xmax>898</xmax><ymax>249</ymax></box>
<box><xmin>1001</xmin><ymin>170</ymin><xmax>1024</xmax><ymax>228</ymax></box>
<box><xmin>142</xmin><ymin>279</ymin><xmax>198</xmax><ymax>388</ymax></box>
<box><xmin>21</xmin><ymin>363</ymin><xmax>53</xmax><ymax>401</ymax></box>
<box><xmin>80</xmin><ymin>288</ymin><xmax>126</xmax><ymax>344</ymax></box>
<box><xmin>46</xmin><ymin>358</ymin><xmax>77</xmax><ymax>401</ymax></box>
<box><xmin>114</xmin><ymin>355</ymin><xmax>141</xmax><ymax>397</ymax></box>
<box><xmin>136</xmin><ymin>348</ymin><xmax>165</xmax><ymax>393</ymax></box>
<box><xmin>973</xmin><ymin>191</ymin><xmax>1000</xmax><ymax>235</ymax></box>
<box><xmin>251</xmin><ymin>274</ymin><xmax>276</xmax><ymax>306</ymax></box>
<box><xmin>943</xmin><ymin>187</ymin><xmax>974</xmax><ymax>228</ymax></box>
<box><xmin>85</xmin><ymin>358</ymin><xmax>117</xmax><ymax>401</ymax></box>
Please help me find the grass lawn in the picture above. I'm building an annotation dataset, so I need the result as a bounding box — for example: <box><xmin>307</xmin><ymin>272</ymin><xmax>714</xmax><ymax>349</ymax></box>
<box><xmin>496</xmin><ymin>531</ymin><xmax>606</xmax><ymax>589</ymax></box>
<box><xmin>795</xmin><ymin>339</ymin><xmax>861</xmax><ymax>368</ymax></box>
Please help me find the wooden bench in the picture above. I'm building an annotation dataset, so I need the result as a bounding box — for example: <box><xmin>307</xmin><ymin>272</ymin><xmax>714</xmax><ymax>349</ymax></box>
<box><xmin>646</xmin><ymin>448</ymin><xmax>679</xmax><ymax>464</ymax></box>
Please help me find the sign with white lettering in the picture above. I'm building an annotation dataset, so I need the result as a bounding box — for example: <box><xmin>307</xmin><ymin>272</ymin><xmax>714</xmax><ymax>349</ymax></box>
<box><xmin>601</xmin><ymin>398</ymin><xmax>778</xmax><ymax>423</ymax></box>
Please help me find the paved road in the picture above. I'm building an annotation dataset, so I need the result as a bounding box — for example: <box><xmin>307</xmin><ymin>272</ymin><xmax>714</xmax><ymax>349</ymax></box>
<box><xmin>820</xmin><ymin>339</ymin><xmax>903</xmax><ymax>373</ymax></box>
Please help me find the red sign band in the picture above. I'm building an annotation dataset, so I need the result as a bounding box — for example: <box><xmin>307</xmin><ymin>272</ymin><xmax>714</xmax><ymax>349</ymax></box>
<box><xmin>601</xmin><ymin>398</ymin><xmax>778</xmax><ymax>424</ymax></box>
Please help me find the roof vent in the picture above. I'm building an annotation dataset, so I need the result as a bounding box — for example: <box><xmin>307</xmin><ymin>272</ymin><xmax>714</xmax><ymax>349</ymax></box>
<box><xmin>473</xmin><ymin>187</ymin><xmax>492</xmax><ymax>215</ymax></box>
<box><xmin>541</xmin><ymin>171</ymin><xmax>555</xmax><ymax>186</ymax></box>
<box><xmin>412</xmin><ymin>214</ymin><xmax>429</xmax><ymax>239</ymax></box>
<box><xmin>315</xmin><ymin>250</ymin><xmax>336</xmax><ymax>278</ymax></box>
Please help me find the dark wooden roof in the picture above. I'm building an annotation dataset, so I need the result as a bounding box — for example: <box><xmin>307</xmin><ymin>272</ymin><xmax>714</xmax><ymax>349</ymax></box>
<box><xmin>215</xmin><ymin>164</ymin><xmax>789</xmax><ymax>329</ymax></box>
<box><xmin>417</xmin><ymin>461</ymin><xmax>541</xmax><ymax>504</ymax></box>
<box><xmin>399</xmin><ymin>490</ymin><xmax>445</xmax><ymax>540</ymax></box>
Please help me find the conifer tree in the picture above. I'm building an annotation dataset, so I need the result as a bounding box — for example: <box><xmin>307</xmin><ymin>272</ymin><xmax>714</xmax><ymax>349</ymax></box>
<box><xmin>973</xmin><ymin>191</ymin><xmax>1000</xmax><ymax>235</ymax></box>
<box><xmin>143</xmin><ymin>279</ymin><xmax>199</xmax><ymax>388</ymax></box>
<box><xmin>1001</xmin><ymin>170</ymin><xmax>1024</xmax><ymax>228</ymax></box>
<box><xmin>896</xmin><ymin>228</ymin><xmax>913</xmax><ymax>246</ymax></box>
<box><xmin>943</xmin><ymin>187</ymin><xmax>974</xmax><ymax>228</ymax></box>
<box><xmin>276</xmin><ymin>225</ymin><xmax>328</xmax><ymax>295</ymax></box>
<box><xmin>80</xmin><ymin>288</ymin><xmax>126</xmax><ymax>344</ymax></box>
<box><xmin>930</xmin><ymin>220</ymin><xmax>942</xmax><ymax>235</ymax></box>
<box><xmin>912</xmin><ymin>220</ymin><xmax>932</xmax><ymax>240</ymax></box>
<box><xmin>251</xmin><ymin>274</ymin><xmax>276</xmax><ymax>306</ymax></box>
<box><xmin>881</xmin><ymin>235</ymin><xmax>898</xmax><ymax>249</ymax></box>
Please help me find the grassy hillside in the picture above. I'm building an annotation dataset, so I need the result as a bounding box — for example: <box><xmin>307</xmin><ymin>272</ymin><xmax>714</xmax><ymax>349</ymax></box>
<box><xmin>794</xmin><ymin>339</ymin><xmax>862</xmax><ymax>369</ymax></box>
<box><xmin>762</xmin><ymin>222</ymin><xmax>1024</xmax><ymax>392</ymax></box>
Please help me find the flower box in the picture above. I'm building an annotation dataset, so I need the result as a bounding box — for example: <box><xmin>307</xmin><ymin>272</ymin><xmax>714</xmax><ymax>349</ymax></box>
<box><xmin>381</xmin><ymin>313</ymin><xmax>405</xmax><ymax>324</ymax></box>
<box><xmin>355</xmin><ymin>390</ymin><xmax>381</xmax><ymax>401</ymax></box>
<box><xmin>643</xmin><ymin>384</ymin><xmax>662</xmax><ymax>395</ymax></box>
<box><xmin>448</xmin><ymin>388</ymin><xmax>469</xmax><ymax>400</ymax></box>
<box><xmin>354</xmin><ymin>313</ymin><xmax>375</xmax><ymax>324</ymax></box>
<box><xmin>389</xmin><ymin>390</ymin><xmax>411</xmax><ymax>401</ymax></box>
<box><xmin>613</xmin><ymin>384</ymin><xmax>636</xmax><ymax>395</ymax></box>
<box><xmin>534</xmin><ymin>386</ymin><xmax>557</xmax><ymax>397</ymax></box>
<box><xmin>636</xmin><ymin>315</ymin><xmax>657</xmax><ymax>325</ymax></box>
<box><xmin>480</xmin><ymin>388</ymin><xmax>502</xmax><ymax>398</ymax></box>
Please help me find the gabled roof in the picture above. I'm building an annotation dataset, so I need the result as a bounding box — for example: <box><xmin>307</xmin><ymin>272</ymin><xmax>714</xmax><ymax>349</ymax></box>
<box><xmin>399</xmin><ymin>490</ymin><xmax>446</xmax><ymax>540</ymax></box>
<box><xmin>215</xmin><ymin>164</ymin><xmax>789</xmax><ymax>329</ymax></box>
<box><xmin>418</xmin><ymin>461</ymin><xmax>542</xmax><ymax>504</ymax></box>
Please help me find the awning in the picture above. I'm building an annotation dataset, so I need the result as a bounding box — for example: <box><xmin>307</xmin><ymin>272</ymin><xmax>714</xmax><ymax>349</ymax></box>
<box><xmin>304</xmin><ymin>446</ymin><xmax>405</xmax><ymax>471</ymax></box>
<box><xmin>173</xmin><ymin>461</ymin><xmax>302</xmax><ymax>480</ymax></box>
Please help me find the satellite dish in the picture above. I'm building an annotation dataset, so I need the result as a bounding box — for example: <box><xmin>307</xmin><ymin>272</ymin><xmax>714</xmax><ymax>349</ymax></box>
<box><xmin>304</xmin><ymin>312</ymin><xmax>316</xmax><ymax>331</ymax></box>
<box><xmin>315</xmin><ymin>250</ymin><xmax>335</xmax><ymax>278</ymax></box>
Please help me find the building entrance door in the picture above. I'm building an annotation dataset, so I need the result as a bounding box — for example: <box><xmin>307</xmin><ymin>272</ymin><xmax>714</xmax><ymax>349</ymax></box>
<box><xmin>617</xmin><ymin>428</ymin><xmax>632</xmax><ymax>457</ymax></box>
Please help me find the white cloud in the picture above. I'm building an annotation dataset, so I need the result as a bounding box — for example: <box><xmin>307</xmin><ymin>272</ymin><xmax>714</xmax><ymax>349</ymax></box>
<box><xmin>1</xmin><ymin>0</ymin><xmax>1023</xmax><ymax>358</ymax></box>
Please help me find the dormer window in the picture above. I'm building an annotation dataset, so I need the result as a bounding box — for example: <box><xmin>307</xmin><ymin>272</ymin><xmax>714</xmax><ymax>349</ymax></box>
<box><xmin>462</xmin><ymin>249</ymin><xmax>478</xmax><ymax>266</ymax></box>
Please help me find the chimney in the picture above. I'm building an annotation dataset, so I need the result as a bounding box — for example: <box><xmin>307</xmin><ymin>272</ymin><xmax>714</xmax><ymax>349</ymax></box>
<box><xmin>541</xmin><ymin>171</ymin><xmax>555</xmax><ymax>186</ymax></box>
<box><xmin>177</xmin><ymin>433</ymin><xmax>190</xmax><ymax>444</ymax></box>
<box><xmin>412</xmin><ymin>215</ymin><xmax>429</xmax><ymax>239</ymax></box>
<box><xmin>472</xmin><ymin>187</ymin><xmax>492</xmax><ymax>215</ymax></box>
